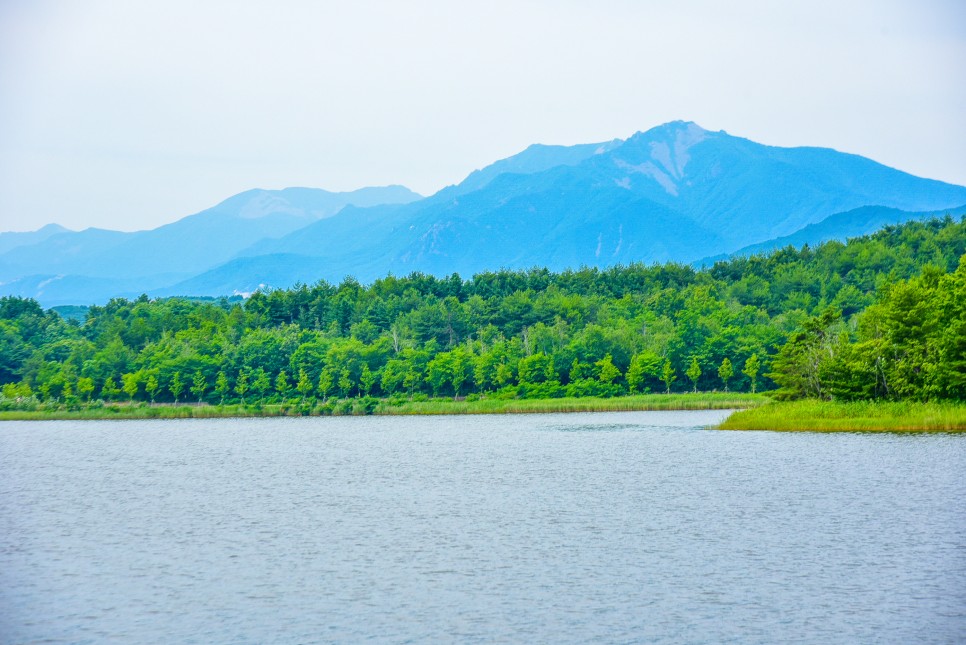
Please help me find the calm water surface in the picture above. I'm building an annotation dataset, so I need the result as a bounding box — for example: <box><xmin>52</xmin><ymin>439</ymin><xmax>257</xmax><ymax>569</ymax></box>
<box><xmin>1</xmin><ymin>411</ymin><xmax>964</xmax><ymax>644</ymax></box>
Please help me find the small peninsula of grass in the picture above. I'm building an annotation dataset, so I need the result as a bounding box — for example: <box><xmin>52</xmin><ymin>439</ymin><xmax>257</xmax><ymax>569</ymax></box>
<box><xmin>0</xmin><ymin>392</ymin><xmax>767</xmax><ymax>421</ymax></box>
<box><xmin>718</xmin><ymin>400</ymin><xmax>966</xmax><ymax>432</ymax></box>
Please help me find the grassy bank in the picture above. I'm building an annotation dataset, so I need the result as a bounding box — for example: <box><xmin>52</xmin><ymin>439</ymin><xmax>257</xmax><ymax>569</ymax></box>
<box><xmin>0</xmin><ymin>392</ymin><xmax>767</xmax><ymax>421</ymax></box>
<box><xmin>718</xmin><ymin>400</ymin><xmax>966</xmax><ymax>432</ymax></box>
<box><xmin>374</xmin><ymin>392</ymin><xmax>765</xmax><ymax>415</ymax></box>
<box><xmin>0</xmin><ymin>403</ymin><xmax>279</xmax><ymax>421</ymax></box>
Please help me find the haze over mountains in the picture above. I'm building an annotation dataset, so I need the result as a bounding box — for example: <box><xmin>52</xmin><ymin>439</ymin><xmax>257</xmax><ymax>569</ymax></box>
<box><xmin>3</xmin><ymin>121</ymin><xmax>965</xmax><ymax>306</ymax></box>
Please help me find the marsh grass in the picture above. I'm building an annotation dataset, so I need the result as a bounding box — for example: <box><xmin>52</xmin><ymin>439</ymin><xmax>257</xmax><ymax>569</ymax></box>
<box><xmin>0</xmin><ymin>403</ymin><xmax>284</xmax><ymax>421</ymax></box>
<box><xmin>718</xmin><ymin>400</ymin><xmax>966</xmax><ymax>432</ymax></box>
<box><xmin>376</xmin><ymin>393</ymin><xmax>766</xmax><ymax>415</ymax></box>
<box><xmin>0</xmin><ymin>392</ymin><xmax>767</xmax><ymax>420</ymax></box>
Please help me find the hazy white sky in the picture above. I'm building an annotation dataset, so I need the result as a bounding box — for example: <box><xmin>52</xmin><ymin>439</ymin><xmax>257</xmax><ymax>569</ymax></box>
<box><xmin>1</xmin><ymin>0</ymin><xmax>964</xmax><ymax>232</ymax></box>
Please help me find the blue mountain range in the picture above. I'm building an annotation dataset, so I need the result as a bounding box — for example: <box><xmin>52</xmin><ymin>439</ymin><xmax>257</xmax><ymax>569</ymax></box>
<box><xmin>2</xmin><ymin>122</ymin><xmax>965</xmax><ymax>306</ymax></box>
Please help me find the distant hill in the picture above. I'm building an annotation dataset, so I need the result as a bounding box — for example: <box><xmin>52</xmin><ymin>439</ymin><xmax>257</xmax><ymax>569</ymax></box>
<box><xmin>0</xmin><ymin>272</ymin><xmax>177</xmax><ymax>307</ymax></box>
<box><xmin>699</xmin><ymin>203</ymin><xmax>966</xmax><ymax>264</ymax></box>
<box><xmin>4</xmin><ymin>121</ymin><xmax>966</xmax><ymax>306</ymax></box>
<box><xmin>0</xmin><ymin>186</ymin><xmax>421</xmax><ymax>304</ymax></box>
<box><xmin>0</xmin><ymin>223</ymin><xmax>71</xmax><ymax>255</ymax></box>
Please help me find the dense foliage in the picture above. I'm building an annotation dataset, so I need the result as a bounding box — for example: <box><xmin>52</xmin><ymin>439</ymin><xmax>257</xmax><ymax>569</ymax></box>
<box><xmin>1</xmin><ymin>217</ymin><xmax>964</xmax><ymax>410</ymax></box>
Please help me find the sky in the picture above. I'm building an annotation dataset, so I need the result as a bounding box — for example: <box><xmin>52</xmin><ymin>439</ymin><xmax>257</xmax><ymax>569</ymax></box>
<box><xmin>1</xmin><ymin>0</ymin><xmax>964</xmax><ymax>233</ymax></box>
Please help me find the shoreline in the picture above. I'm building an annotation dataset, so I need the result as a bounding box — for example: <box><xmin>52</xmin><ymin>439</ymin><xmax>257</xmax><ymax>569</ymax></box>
<box><xmin>3</xmin><ymin>396</ymin><xmax>964</xmax><ymax>432</ymax></box>
<box><xmin>0</xmin><ymin>392</ymin><xmax>764</xmax><ymax>421</ymax></box>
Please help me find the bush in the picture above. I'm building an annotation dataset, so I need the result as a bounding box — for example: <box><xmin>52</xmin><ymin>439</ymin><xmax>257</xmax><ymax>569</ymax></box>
<box><xmin>489</xmin><ymin>386</ymin><xmax>519</xmax><ymax>400</ymax></box>
<box><xmin>518</xmin><ymin>381</ymin><xmax>564</xmax><ymax>399</ymax></box>
<box><xmin>357</xmin><ymin>396</ymin><xmax>378</xmax><ymax>415</ymax></box>
<box><xmin>335</xmin><ymin>400</ymin><xmax>354</xmax><ymax>415</ymax></box>
<box><xmin>296</xmin><ymin>402</ymin><xmax>314</xmax><ymax>416</ymax></box>
<box><xmin>565</xmin><ymin>379</ymin><xmax>621</xmax><ymax>398</ymax></box>
<box><xmin>387</xmin><ymin>394</ymin><xmax>408</xmax><ymax>406</ymax></box>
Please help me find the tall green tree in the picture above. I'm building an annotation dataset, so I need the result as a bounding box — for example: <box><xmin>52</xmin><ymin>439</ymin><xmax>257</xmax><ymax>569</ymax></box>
<box><xmin>275</xmin><ymin>370</ymin><xmax>291</xmax><ymax>399</ymax></box>
<box><xmin>686</xmin><ymin>357</ymin><xmax>702</xmax><ymax>393</ymax></box>
<box><xmin>596</xmin><ymin>354</ymin><xmax>621</xmax><ymax>386</ymax></box>
<box><xmin>661</xmin><ymin>359</ymin><xmax>676</xmax><ymax>394</ymax></box>
<box><xmin>626</xmin><ymin>351</ymin><xmax>661</xmax><ymax>394</ymax></box>
<box><xmin>235</xmin><ymin>369</ymin><xmax>249</xmax><ymax>403</ymax></box>
<box><xmin>718</xmin><ymin>357</ymin><xmax>733</xmax><ymax>392</ymax></box>
<box><xmin>296</xmin><ymin>368</ymin><xmax>313</xmax><ymax>401</ymax></box>
<box><xmin>252</xmin><ymin>368</ymin><xmax>271</xmax><ymax>400</ymax></box>
<box><xmin>122</xmin><ymin>372</ymin><xmax>140</xmax><ymax>402</ymax></box>
<box><xmin>215</xmin><ymin>371</ymin><xmax>230</xmax><ymax>404</ymax></box>
<box><xmin>77</xmin><ymin>376</ymin><xmax>95</xmax><ymax>402</ymax></box>
<box><xmin>145</xmin><ymin>373</ymin><xmax>160</xmax><ymax>402</ymax></box>
<box><xmin>169</xmin><ymin>372</ymin><xmax>184</xmax><ymax>404</ymax></box>
<box><xmin>359</xmin><ymin>365</ymin><xmax>376</xmax><ymax>397</ymax></box>
<box><xmin>191</xmin><ymin>369</ymin><xmax>207</xmax><ymax>403</ymax></box>
<box><xmin>337</xmin><ymin>368</ymin><xmax>352</xmax><ymax>398</ymax></box>
<box><xmin>743</xmin><ymin>354</ymin><xmax>760</xmax><ymax>394</ymax></box>
<box><xmin>317</xmin><ymin>368</ymin><xmax>334</xmax><ymax>401</ymax></box>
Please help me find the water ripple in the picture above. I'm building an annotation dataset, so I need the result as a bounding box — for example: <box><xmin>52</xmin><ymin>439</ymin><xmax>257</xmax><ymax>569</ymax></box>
<box><xmin>1</xmin><ymin>411</ymin><xmax>964</xmax><ymax>643</ymax></box>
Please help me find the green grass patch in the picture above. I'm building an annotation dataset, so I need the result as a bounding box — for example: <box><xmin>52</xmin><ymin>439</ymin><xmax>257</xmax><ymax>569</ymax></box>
<box><xmin>718</xmin><ymin>400</ymin><xmax>966</xmax><ymax>432</ymax></box>
<box><xmin>375</xmin><ymin>392</ymin><xmax>767</xmax><ymax>416</ymax></box>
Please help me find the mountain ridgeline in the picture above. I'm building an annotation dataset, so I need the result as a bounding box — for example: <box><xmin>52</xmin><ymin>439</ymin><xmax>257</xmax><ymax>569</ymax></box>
<box><xmin>2</xmin><ymin>121</ymin><xmax>966</xmax><ymax>307</ymax></box>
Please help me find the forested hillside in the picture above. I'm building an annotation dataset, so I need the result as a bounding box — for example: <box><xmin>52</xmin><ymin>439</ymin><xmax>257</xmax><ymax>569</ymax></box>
<box><xmin>1</xmin><ymin>217</ymin><xmax>964</xmax><ymax>410</ymax></box>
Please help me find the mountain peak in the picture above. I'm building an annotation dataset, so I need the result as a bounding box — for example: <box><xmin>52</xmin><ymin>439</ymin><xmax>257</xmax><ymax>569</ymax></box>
<box><xmin>37</xmin><ymin>223</ymin><xmax>71</xmax><ymax>234</ymax></box>
<box><xmin>454</xmin><ymin>139</ymin><xmax>622</xmax><ymax>194</ymax></box>
<box><xmin>630</xmin><ymin>120</ymin><xmax>709</xmax><ymax>142</ymax></box>
<box><xmin>609</xmin><ymin>121</ymin><xmax>712</xmax><ymax>189</ymax></box>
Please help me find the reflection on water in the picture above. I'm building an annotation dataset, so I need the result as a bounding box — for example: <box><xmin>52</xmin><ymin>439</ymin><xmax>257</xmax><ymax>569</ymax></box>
<box><xmin>1</xmin><ymin>411</ymin><xmax>964</xmax><ymax>644</ymax></box>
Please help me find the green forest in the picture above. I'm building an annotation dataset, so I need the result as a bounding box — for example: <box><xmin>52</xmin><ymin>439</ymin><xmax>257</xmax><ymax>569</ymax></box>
<box><xmin>1</xmin><ymin>217</ymin><xmax>964</xmax><ymax>415</ymax></box>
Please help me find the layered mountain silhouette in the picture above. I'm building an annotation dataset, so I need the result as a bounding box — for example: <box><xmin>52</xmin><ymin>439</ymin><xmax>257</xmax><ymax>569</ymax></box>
<box><xmin>700</xmin><ymin>203</ymin><xmax>966</xmax><ymax>264</ymax></box>
<box><xmin>3</xmin><ymin>122</ymin><xmax>965</xmax><ymax>306</ymax></box>
<box><xmin>0</xmin><ymin>223</ymin><xmax>71</xmax><ymax>255</ymax></box>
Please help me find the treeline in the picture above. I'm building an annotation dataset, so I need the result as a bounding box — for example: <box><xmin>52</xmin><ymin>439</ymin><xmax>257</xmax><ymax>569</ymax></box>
<box><xmin>1</xmin><ymin>217</ymin><xmax>964</xmax><ymax>409</ymax></box>
<box><xmin>770</xmin><ymin>256</ymin><xmax>966</xmax><ymax>401</ymax></box>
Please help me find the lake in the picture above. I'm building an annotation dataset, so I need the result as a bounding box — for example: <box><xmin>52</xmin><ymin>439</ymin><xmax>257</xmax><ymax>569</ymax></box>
<box><xmin>1</xmin><ymin>411</ymin><xmax>964</xmax><ymax>643</ymax></box>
